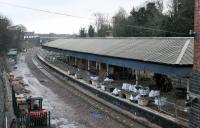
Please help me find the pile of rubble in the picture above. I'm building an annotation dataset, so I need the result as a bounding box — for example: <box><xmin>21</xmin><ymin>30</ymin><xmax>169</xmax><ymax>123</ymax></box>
<box><xmin>9</xmin><ymin>73</ymin><xmax>31</xmax><ymax>112</ymax></box>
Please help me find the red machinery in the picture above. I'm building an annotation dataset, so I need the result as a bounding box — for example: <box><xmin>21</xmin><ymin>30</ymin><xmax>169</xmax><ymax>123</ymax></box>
<box><xmin>26</xmin><ymin>96</ymin><xmax>50</xmax><ymax>127</ymax></box>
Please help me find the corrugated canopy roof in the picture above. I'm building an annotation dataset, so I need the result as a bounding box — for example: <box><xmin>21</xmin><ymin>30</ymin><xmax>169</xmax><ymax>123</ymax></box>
<box><xmin>43</xmin><ymin>37</ymin><xmax>194</xmax><ymax>66</ymax></box>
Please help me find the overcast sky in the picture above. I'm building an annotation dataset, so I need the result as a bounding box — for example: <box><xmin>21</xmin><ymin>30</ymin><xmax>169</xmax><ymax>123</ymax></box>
<box><xmin>0</xmin><ymin>0</ymin><xmax>165</xmax><ymax>34</ymax></box>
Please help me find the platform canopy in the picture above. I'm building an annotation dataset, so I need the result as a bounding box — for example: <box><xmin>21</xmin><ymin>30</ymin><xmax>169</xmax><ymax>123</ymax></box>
<box><xmin>42</xmin><ymin>37</ymin><xmax>194</xmax><ymax>77</ymax></box>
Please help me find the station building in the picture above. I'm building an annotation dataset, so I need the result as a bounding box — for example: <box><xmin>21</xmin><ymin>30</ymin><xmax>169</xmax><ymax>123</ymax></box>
<box><xmin>41</xmin><ymin>37</ymin><xmax>194</xmax><ymax>128</ymax></box>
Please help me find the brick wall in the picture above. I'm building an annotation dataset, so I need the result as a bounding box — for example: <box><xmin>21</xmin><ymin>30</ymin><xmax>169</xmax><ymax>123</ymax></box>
<box><xmin>193</xmin><ymin>42</ymin><xmax>200</xmax><ymax>69</ymax></box>
<box><xmin>194</xmin><ymin>0</ymin><xmax>200</xmax><ymax>69</ymax></box>
<box><xmin>190</xmin><ymin>1</ymin><xmax>200</xmax><ymax>128</ymax></box>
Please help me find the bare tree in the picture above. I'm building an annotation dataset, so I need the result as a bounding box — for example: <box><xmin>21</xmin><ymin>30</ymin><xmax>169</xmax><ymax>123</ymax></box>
<box><xmin>155</xmin><ymin>0</ymin><xmax>164</xmax><ymax>13</ymax></box>
<box><xmin>93</xmin><ymin>13</ymin><xmax>112</xmax><ymax>37</ymax></box>
<box><xmin>112</xmin><ymin>7</ymin><xmax>128</xmax><ymax>37</ymax></box>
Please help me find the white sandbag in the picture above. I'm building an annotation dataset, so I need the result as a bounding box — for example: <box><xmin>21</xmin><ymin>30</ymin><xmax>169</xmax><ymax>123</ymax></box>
<box><xmin>133</xmin><ymin>94</ymin><xmax>141</xmax><ymax>101</ymax></box>
<box><xmin>128</xmin><ymin>84</ymin><xmax>135</xmax><ymax>92</ymax></box>
<box><xmin>104</xmin><ymin>77</ymin><xmax>114</xmax><ymax>82</ymax></box>
<box><xmin>101</xmin><ymin>85</ymin><xmax>106</xmax><ymax>91</ymax></box>
<box><xmin>154</xmin><ymin>90</ymin><xmax>160</xmax><ymax>97</ymax></box>
<box><xmin>90</xmin><ymin>76</ymin><xmax>99</xmax><ymax>81</ymax></box>
<box><xmin>122</xmin><ymin>83</ymin><xmax>130</xmax><ymax>90</ymax></box>
<box><xmin>129</xmin><ymin>94</ymin><xmax>134</xmax><ymax>101</ymax></box>
<box><xmin>154</xmin><ymin>97</ymin><xmax>167</xmax><ymax>106</ymax></box>
<box><xmin>149</xmin><ymin>90</ymin><xmax>155</xmax><ymax>97</ymax></box>
<box><xmin>139</xmin><ymin>87</ymin><xmax>150</xmax><ymax>96</ymax></box>
<box><xmin>112</xmin><ymin>88</ymin><xmax>121</xmax><ymax>95</ymax></box>
<box><xmin>149</xmin><ymin>90</ymin><xmax>160</xmax><ymax>97</ymax></box>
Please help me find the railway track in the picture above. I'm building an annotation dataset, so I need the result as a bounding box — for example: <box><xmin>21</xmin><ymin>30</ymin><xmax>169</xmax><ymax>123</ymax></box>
<box><xmin>26</xmin><ymin>48</ymin><xmax>147</xmax><ymax>128</ymax></box>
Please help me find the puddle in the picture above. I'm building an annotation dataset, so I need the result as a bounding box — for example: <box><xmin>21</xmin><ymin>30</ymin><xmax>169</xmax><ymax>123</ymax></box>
<box><xmin>91</xmin><ymin>111</ymin><xmax>103</xmax><ymax>121</ymax></box>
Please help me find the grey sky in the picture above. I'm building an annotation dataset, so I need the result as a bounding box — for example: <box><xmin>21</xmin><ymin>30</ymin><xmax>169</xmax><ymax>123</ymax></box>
<box><xmin>0</xmin><ymin>0</ymin><xmax>165</xmax><ymax>34</ymax></box>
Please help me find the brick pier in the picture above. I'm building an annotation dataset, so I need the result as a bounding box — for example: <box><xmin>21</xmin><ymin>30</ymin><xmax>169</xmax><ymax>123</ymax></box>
<box><xmin>190</xmin><ymin>0</ymin><xmax>200</xmax><ymax>128</ymax></box>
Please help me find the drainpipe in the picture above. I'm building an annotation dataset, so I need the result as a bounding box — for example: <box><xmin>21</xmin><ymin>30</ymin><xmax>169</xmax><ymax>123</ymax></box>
<box><xmin>75</xmin><ymin>57</ymin><xmax>77</xmax><ymax>66</ymax></box>
<box><xmin>96</xmin><ymin>62</ymin><xmax>98</xmax><ymax>70</ymax></box>
<box><xmin>99</xmin><ymin>63</ymin><xmax>101</xmax><ymax>71</ymax></box>
<box><xmin>186</xmin><ymin>78</ymin><xmax>190</xmax><ymax>101</ymax></box>
<box><xmin>106</xmin><ymin>64</ymin><xmax>109</xmax><ymax>76</ymax></box>
<box><xmin>135</xmin><ymin>70</ymin><xmax>139</xmax><ymax>85</ymax></box>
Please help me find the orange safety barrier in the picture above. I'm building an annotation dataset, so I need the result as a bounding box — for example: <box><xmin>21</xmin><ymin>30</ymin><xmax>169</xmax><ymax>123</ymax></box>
<box><xmin>29</xmin><ymin>109</ymin><xmax>48</xmax><ymax>117</ymax></box>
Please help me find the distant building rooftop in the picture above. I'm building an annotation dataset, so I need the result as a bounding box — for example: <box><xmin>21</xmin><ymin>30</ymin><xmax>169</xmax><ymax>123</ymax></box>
<box><xmin>24</xmin><ymin>32</ymin><xmax>35</xmax><ymax>36</ymax></box>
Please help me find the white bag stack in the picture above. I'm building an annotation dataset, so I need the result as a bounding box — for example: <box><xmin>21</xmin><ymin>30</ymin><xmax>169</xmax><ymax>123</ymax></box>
<box><xmin>154</xmin><ymin>97</ymin><xmax>167</xmax><ymax>106</ymax></box>
<box><xmin>139</xmin><ymin>87</ymin><xmax>150</xmax><ymax>96</ymax></box>
<box><xmin>133</xmin><ymin>94</ymin><xmax>141</xmax><ymax>101</ymax></box>
<box><xmin>129</xmin><ymin>94</ymin><xmax>134</xmax><ymax>101</ymax></box>
<box><xmin>129</xmin><ymin>85</ymin><xmax>135</xmax><ymax>92</ymax></box>
<box><xmin>112</xmin><ymin>88</ymin><xmax>121</xmax><ymax>95</ymax></box>
<box><xmin>122</xmin><ymin>83</ymin><xmax>139</xmax><ymax>93</ymax></box>
<box><xmin>122</xmin><ymin>83</ymin><xmax>129</xmax><ymax>90</ymax></box>
<box><xmin>149</xmin><ymin>90</ymin><xmax>160</xmax><ymax>97</ymax></box>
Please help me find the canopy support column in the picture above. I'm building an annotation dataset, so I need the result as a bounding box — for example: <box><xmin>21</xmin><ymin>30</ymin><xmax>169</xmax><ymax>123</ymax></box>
<box><xmin>88</xmin><ymin>60</ymin><xmax>90</xmax><ymax>70</ymax></box>
<box><xmin>106</xmin><ymin>64</ymin><xmax>109</xmax><ymax>76</ymax></box>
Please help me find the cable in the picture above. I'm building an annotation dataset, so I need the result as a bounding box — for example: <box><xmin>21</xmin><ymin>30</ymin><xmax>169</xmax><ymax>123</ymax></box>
<box><xmin>0</xmin><ymin>1</ymin><xmax>187</xmax><ymax>35</ymax></box>
<box><xmin>116</xmin><ymin>24</ymin><xmax>186</xmax><ymax>35</ymax></box>
<box><xmin>0</xmin><ymin>1</ymin><xmax>94</xmax><ymax>21</ymax></box>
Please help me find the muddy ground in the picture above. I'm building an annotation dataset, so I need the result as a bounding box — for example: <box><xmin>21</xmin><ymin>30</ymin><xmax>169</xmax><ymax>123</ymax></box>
<box><xmin>11</xmin><ymin>48</ymin><xmax>146</xmax><ymax>128</ymax></box>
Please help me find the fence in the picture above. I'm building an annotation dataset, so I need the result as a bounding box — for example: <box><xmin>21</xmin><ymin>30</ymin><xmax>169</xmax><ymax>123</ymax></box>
<box><xmin>156</xmin><ymin>99</ymin><xmax>190</xmax><ymax>122</ymax></box>
<box><xmin>0</xmin><ymin>71</ymin><xmax>5</xmax><ymax>128</ymax></box>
